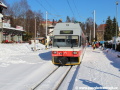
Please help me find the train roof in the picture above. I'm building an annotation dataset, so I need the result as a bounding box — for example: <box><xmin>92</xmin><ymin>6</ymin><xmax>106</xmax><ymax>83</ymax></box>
<box><xmin>53</xmin><ymin>23</ymin><xmax>83</xmax><ymax>35</ymax></box>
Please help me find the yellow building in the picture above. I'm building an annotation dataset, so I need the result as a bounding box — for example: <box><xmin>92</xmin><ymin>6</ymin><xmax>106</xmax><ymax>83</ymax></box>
<box><xmin>97</xmin><ymin>24</ymin><xmax>106</xmax><ymax>41</ymax></box>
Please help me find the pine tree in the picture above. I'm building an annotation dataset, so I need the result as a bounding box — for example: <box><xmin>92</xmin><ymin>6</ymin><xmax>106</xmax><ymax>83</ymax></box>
<box><xmin>66</xmin><ymin>16</ymin><xmax>71</xmax><ymax>22</ymax></box>
<box><xmin>112</xmin><ymin>17</ymin><xmax>116</xmax><ymax>37</ymax></box>
<box><xmin>52</xmin><ymin>19</ymin><xmax>55</xmax><ymax>25</ymax></box>
<box><xmin>112</xmin><ymin>17</ymin><xmax>119</xmax><ymax>37</ymax></box>
<box><xmin>104</xmin><ymin>16</ymin><xmax>113</xmax><ymax>40</ymax></box>
<box><xmin>104</xmin><ymin>16</ymin><xmax>119</xmax><ymax>41</ymax></box>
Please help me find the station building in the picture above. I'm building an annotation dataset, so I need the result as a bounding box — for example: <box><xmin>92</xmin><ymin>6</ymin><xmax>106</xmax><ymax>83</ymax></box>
<box><xmin>0</xmin><ymin>22</ymin><xmax>24</xmax><ymax>43</ymax></box>
<box><xmin>97</xmin><ymin>24</ymin><xmax>106</xmax><ymax>41</ymax></box>
<box><xmin>0</xmin><ymin>1</ymin><xmax>24</xmax><ymax>43</ymax></box>
<box><xmin>97</xmin><ymin>24</ymin><xmax>120</xmax><ymax>41</ymax></box>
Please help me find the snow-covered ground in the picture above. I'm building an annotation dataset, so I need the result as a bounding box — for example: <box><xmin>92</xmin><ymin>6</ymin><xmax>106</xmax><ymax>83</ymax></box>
<box><xmin>73</xmin><ymin>48</ymin><xmax>120</xmax><ymax>90</ymax></box>
<box><xmin>0</xmin><ymin>43</ymin><xmax>58</xmax><ymax>90</ymax></box>
<box><xmin>0</xmin><ymin>43</ymin><xmax>120</xmax><ymax>90</ymax></box>
<box><xmin>58</xmin><ymin>47</ymin><xmax>120</xmax><ymax>90</ymax></box>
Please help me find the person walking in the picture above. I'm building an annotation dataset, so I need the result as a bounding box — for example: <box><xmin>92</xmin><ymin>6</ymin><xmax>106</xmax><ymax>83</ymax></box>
<box><xmin>92</xmin><ymin>40</ymin><xmax>96</xmax><ymax>50</ymax></box>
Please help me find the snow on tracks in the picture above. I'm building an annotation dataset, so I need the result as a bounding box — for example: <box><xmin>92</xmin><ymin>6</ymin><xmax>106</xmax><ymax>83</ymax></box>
<box><xmin>0</xmin><ymin>62</ymin><xmax>57</xmax><ymax>90</ymax></box>
<box><xmin>31</xmin><ymin>66</ymin><xmax>72</xmax><ymax>90</ymax></box>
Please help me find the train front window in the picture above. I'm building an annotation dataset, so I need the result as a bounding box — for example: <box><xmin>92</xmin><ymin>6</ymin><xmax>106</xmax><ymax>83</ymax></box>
<box><xmin>53</xmin><ymin>35</ymin><xmax>78</xmax><ymax>47</ymax></box>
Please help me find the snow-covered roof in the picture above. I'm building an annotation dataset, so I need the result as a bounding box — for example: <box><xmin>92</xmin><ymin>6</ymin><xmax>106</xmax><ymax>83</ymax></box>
<box><xmin>0</xmin><ymin>2</ymin><xmax>7</xmax><ymax>9</ymax></box>
<box><xmin>3</xmin><ymin>27</ymin><xmax>24</xmax><ymax>32</ymax></box>
<box><xmin>116</xmin><ymin>37</ymin><xmax>120</xmax><ymax>41</ymax></box>
<box><xmin>48</xmin><ymin>25</ymin><xmax>54</xmax><ymax>28</ymax></box>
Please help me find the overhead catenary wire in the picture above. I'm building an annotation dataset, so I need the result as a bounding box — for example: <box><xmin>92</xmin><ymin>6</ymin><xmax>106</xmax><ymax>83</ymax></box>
<box><xmin>73</xmin><ymin>0</ymin><xmax>81</xmax><ymax>20</ymax></box>
<box><xmin>35</xmin><ymin>0</ymin><xmax>56</xmax><ymax>17</ymax></box>
<box><xmin>67</xmin><ymin>0</ymin><xmax>75</xmax><ymax>17</ymax></box>
<box><xmin>35</xmin><ymin>0</ymin><xmax>61</xmax><ymax>19</ymax></box>
<box><xmin>44</xmin><ymin>0</ymin><xmax>60</xmax><ymax>16</ymax></box>
<box><xmin>34</xmin><ymin>0</ymin><xmax>80</xmax><ymax>22</ymax></box>
<box><xmin>67</xmin><ymin>0</ymin><xmax>85</xmax><ymax>22</ymax></box>
<box><xmin>72</xmin><ymin>0</ymin><xmax>89</xmax><ymax>21</ymax></box>
<box><xmin>35</xmin><ymin>0</ymin><xmax>48</xmax><ymax>12</ymax></box>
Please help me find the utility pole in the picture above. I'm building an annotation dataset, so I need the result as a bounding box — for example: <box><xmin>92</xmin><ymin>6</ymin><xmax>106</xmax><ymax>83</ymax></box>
<box><xmin>102</xmin><ymin>20</ymin><xmax>105</xmax><ymax>49</ymax></box>
<box><xmin>103</xmin><ymin>20</ymin><xmax>104</xmax><ymax>41</ymax></box>
<box><xmin>45</xmin><ymin>11</ymin><xmax>48</xmax><ymax>49</ymax></box>
<box><xmin>115</xmin><ymin>1</ymin><xmax>118</xmax><ymax>51</ymax></box>
<box><xmin>34</xmin><ymin>16</ymin><xmax>36</xmax><ymax>51</ymax></box>
<box><xmin>90</xmin><ymin>29</ymin><xmax>91</xmax><ymax>43</ymax></box>
<box><xmin>93</xmin><ymin>10</ymin><xmax>96</xmax><ymax>40</ymax></box>
<box><xmin>39</xmin><ymin>19</ymin><xmax>41</xmax><ymax>37</ymax></box>
<box><xmin>46</xmin><ymin>11</ymin><xmax>47</xmax><ymax>38</ymax></box>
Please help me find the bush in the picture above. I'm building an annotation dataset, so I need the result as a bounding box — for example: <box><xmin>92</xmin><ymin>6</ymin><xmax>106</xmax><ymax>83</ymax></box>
<box><xmin>104</xmin><ymin>42</ymin><xmax>112</xmax><ymax>49</ymax></box>
<box><xmin>116</xmin><ymin>44</ymin><xmax>120</xmax><ymax>52</ymax></box>
<box><xmin>23</xmin><ymin>32</ymin><xmax>32</xmax><ymax>41</ymax></box>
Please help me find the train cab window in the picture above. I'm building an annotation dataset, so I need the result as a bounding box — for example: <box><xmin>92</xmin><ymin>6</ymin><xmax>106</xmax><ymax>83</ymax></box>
<box><xmin>71</xmin><ymin>36</ymin><xmax>78</xmax><ymax>47</ymax></box>
<box><xmin>53</xmin><ymin>36</ymin><xmax>66</xmax><ymax>47</ymax></box>
<box><xmin>53</xmin><ymin>35</ymin><xmax>79</xmax><ymax>47</ymax></box>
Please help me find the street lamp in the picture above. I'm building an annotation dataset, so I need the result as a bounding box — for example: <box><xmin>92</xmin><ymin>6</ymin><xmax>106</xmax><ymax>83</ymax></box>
<box><xmin>115</xmin><ymin>1</ymin><xmax>118</xmax><ymax>51</ymax></box>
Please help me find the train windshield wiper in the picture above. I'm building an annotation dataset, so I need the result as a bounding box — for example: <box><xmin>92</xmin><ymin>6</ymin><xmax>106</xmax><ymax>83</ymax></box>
<box><xmin>71</xmin><ymin>40</ymin><xmax>73</xmax><ymax>48</ymax></box>
<box><xmin>71</xmin><ymin>44</ymin><xmax>73</xmax><ymax>48</ymax></box>
<box><xmin>57</xmin><ymin>45</ymin><xmax>60</xmax><ymax>48</ymax></box>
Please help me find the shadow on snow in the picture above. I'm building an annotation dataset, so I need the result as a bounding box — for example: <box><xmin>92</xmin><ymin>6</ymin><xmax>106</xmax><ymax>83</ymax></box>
<box><xmin>39</xmin><ymin>51</ymin><xmax>52</xmax><ymax>61</ymax></box>
<box><xmin>67</xmin><ymin>65</ymin><xmax>80</xmax><ymax>90</ymax></box>
<box><xmin>92</xmin><ymin>51</ymin><xmax>101</xmax><ymax>53</ymax></box>
<box><xmin>79</xmin><ymin>79</ymin><xmax>107</xmax><ymax>90</ymax></box>
<box><xmin>84</xmin><ymin>65</ymin><xmax>120</xmax><ymax>79</ymax></box>
<box><xmin>103</xmin><ymin>50</ymin><xmax>120</xmax><ymax>71</ymax></box>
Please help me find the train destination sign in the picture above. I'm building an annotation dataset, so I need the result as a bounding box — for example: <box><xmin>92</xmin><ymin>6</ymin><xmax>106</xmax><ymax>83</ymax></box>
<box><xmin>60</xmin><ymin>30</ymin><xmax>73</xmax><ymax>34</ymax></box>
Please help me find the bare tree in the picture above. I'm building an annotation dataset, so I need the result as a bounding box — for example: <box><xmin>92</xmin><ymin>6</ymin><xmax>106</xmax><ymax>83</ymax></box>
<box><xmin>26</xmin><ymin>9</ymin><xmax>34</xmax><ymax>33</ymax></box>
<box><xmin>85</xmin><ymin>17</ymin><xmax>97</xmax><ymax>42</ymax></box>
<box><xmin>71</xmin><ymin>17</ymin><xmax>76</xmax><ymax>23</ymax></box>
<box><xmin>2</xmin><ymin>0</ymin><xmax>44</xmax><ymax>40</ymax></box>
<box><xmin>34</xmin><ymin>10</ymin><xmax>44</xmax><ymax>37</ymax></box>
<box><xmin>11</xmin><ymin>0</ymin><xmax>29</xmax><ymax>18</ymax></box>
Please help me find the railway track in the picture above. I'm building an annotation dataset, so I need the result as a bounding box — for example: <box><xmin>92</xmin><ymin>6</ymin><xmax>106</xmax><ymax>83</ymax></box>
<box><xmin>30</xmin><ymin>66</ymin><xmax>72</xmax><ymax>90</ymax></box>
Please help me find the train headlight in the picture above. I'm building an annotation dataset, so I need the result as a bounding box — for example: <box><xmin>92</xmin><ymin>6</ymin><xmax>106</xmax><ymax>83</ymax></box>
<box><xmin>73</xmin><ymin>51</ymin><xmax>78</xmax><ymax>55</ymax></box>
<box><xmin>52</xmin><ymin>51</ymin><xmax>57</xmax><ymax>54</ymax></box>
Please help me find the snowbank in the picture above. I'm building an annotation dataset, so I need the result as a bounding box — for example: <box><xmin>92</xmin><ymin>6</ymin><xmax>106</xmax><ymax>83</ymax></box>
<box><xmin>104</xmin><ymin>48</ymin><xmax>120</xmax><ymax>57</ymax></box>
<box><xmin>0</xmin><ymin>43</ymin><xmax>45</xmax><ymax>56</ymax></box>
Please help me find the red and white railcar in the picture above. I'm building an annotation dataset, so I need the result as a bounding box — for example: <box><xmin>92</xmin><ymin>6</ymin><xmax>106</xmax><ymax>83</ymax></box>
<box><xmin>52</xmin><ymin>23</ymin><xmax>86</xmax><ymax>65</ymax></box>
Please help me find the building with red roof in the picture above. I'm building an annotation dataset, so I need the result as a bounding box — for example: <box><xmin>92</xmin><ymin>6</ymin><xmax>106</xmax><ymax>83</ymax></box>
<box><xmin>97</xmin><ymin>24</ymin><xmax>106</xmax><ymax>41</ymax></box>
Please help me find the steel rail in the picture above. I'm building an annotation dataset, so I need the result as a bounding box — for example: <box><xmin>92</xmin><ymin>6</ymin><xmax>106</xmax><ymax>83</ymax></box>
<box><xmin>31</xmin><ymin>66</ymin><xmax>72</xmax><ymax>90</ymax></box>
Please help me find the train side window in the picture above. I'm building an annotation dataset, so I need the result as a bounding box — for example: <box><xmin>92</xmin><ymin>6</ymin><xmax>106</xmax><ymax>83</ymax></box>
<box><xmin>79</xmin><ymin>36</ymin><xmax>81</xmax><ymax>47</ymax></box>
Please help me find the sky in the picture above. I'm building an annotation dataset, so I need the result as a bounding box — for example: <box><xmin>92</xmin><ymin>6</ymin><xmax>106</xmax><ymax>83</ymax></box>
<box><xmin>5</xmin><ymin>0</ymin><xmax>120</xmax><ymax>26</ymax></box>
